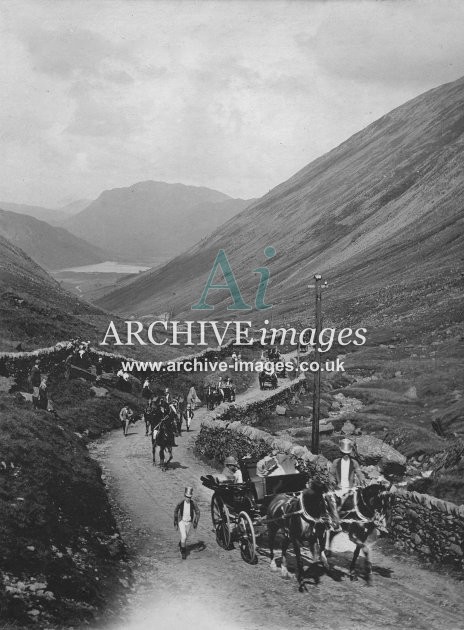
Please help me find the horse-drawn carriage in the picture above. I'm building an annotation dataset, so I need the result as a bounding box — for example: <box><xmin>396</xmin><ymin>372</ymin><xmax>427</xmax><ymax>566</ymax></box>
<box><xmin>267</xmin><ymin>348</ymin><xmax>286</xmax><ymax>378</ymax></box>
<box><xmin>258</xmin><ymin>369</ymin><xmax>278</xmax><ymax>390</ymax></box>
<box><xmin>222</xmin><ymin>384</ymin><xmax>236</xmax><ymax>403</ymax></box>
<box><xmin>201</xmin><ymin>458</ymin><xmax>309</xmax><ymax>564</ymax></box>
<box><xmin>201</xmin><ymin>458</ymin><xmax>392</xmax><ymax>587</ymax></box>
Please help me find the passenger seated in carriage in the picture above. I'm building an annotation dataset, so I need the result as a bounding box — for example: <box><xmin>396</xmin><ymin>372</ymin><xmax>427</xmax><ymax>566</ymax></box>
<box><xmin>216</xmin><ymin>456</ymin><xmax>243</xmax><ymax>484</ymax></box>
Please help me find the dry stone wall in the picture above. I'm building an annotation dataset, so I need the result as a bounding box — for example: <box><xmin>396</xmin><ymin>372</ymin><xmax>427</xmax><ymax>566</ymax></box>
<box><xmin>196</xmin><ymin>377</ymin><xmax>464</xmax><ymax>572</ymax></box>
<box><xmin>0</xmin><ymin>339</ymin><xmax>242</xmax><ymax>388</ymax></box>
<box><xmin>2</xmin><ymin>341</ymin><xmax>463</xmax><ymax>571</ymax></box>
<box><xmin>389</xmin><ymin>489</ymin><xmax>464</xmax><ymax>570</ymax></box>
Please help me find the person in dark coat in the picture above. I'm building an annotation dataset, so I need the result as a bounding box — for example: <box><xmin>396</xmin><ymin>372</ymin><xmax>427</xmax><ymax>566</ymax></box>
<box><xmin>173</xmin><ymin>486</ymin><xmax>200</xmax><ymax>559</ymax></box>
<box><xmin>38</xmin><ymin>375</ymin><xmax>49</xmax><ymax>411</ymax></box>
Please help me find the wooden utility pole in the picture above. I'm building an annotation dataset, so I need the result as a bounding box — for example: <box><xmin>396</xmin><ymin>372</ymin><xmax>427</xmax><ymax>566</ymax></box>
<box><xmin>311</xmin><ymin>274</ymin><xmax>323</xmax><ymax>454</ymax></box>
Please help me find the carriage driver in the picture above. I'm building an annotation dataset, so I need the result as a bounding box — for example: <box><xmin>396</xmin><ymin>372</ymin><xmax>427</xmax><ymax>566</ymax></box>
<box><xmin>220</xmin><ymin>456</ymin><xmax>243</xmax><ymax>484</ymax></box>
<box><xmin>329</xmin><ymin>438</ymin><xmax>366</xmax><ymax>514</ymax></box>
<box><xmin>174</xmin><ymin>486</ymin><xmax>200</xmax><ymax>560</ymax></box>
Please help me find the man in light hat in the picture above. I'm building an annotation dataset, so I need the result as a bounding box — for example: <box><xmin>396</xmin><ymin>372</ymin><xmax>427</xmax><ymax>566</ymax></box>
<box><xmin>220</xmin><ymin>456</ymin><xmax>243</xmax><ymax>484</ymax></box>
<box><xmin>174</xmin><ymin>486</ymin><xmax>200</xmax><ymax>559</ymax></box>
<box><xmin>330</xmin><ymin>438</ymin><xmax>365</xmax><ymax>504</ymax></box>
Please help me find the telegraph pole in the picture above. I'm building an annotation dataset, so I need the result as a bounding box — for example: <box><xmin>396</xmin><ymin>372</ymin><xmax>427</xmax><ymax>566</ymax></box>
<box><xmin>311</xmin><ymin>274</ymin><xmax>323</xmax><ymax>454</ymax></box>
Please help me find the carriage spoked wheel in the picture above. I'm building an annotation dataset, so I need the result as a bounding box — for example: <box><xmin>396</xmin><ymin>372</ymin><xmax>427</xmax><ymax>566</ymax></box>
<box><xmin>211</xmin><ymin>493</ymin><xmax>232</xmax><ymax>550</ymax></box>
<box><xmin>237</xmin><ymin>511</ymin><xmax>257</xmax><ymax>564</ymax></box>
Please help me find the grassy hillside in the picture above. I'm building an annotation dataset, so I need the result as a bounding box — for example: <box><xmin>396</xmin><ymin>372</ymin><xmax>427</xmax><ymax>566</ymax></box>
<box><xmin>96</xmin><ymin>76</ymin><xmax>464</xmax><ymax>324</ymax></box>
<box><xmin>0</xmin><ymin>208</ymin><xmax>108</xmax><ymax>271</ymax></box>
<box><xmin>0</xmin><ymin>235</ymin><xmax>185</xmax><ymax>360</ymax></box>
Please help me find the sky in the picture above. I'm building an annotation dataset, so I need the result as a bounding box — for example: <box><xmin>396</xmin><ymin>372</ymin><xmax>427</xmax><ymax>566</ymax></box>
<box><xmin>0</xmin><ymin>0</ymin><xmax>463</xmax><ymax>208</ymax></box>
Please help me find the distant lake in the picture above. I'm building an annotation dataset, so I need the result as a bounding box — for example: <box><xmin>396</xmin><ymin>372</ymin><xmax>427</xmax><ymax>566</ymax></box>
<box><xmin>58</xmin><ymin>261</ymin><xmax>152</xmax><ymax>274</ymax></box>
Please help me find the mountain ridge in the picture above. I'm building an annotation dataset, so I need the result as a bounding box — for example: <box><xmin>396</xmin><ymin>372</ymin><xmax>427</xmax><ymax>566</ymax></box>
<box><xmin>64</xmin><ymin>180</ymin><xmax>253</xmax><ymax>261</ymax></box>
<box><xmin>94</xmin><ymin>76</ymin><xmax>464</xmax><ymax>327</ymax></box>
<box><xmin>0</xmin><ymin>208</ymin><xmax>109</xmax><ymax>271</ymax></box>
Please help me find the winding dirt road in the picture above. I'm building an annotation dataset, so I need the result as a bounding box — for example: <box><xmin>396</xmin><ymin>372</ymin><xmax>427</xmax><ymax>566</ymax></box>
<box><xmin>90</xmin><ymin>381</ymin><xmax>464</xmax><ymax>630</ymax></box>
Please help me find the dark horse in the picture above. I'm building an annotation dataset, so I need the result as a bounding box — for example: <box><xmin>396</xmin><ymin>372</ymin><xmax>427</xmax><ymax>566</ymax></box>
<box><xmin>327</xmin><ymin>483</ymin><xmax>392</xmax><ymax>584</ymax></box>
<box><xmin>151</xmin><ymin>414</ymin><xmax>177</xmax><ymax>471</ymax></box>
<box><xmin>267</xmin><ymin>480</ymin><xmax>337</xmax><ymax>591</ymax></box>
<box><xmin>204</xmin><ymin>384</ymin><xmax>223</xmax><ymax>410</ymax></box>
<box><xmin>144</xmin><ymin>398</ymin><xmax>177</xmax><ymax>471</ymax></box>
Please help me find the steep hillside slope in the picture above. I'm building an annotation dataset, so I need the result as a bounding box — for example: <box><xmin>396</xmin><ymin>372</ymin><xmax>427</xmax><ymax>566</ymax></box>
<box><xmin>0</xmin><ymin>208</ymin><xmax>108</xmax><ymax>270</ymax></box>
<box><xmin>0</xmin><ymin>235</ymin><xmax>110</xmax><ymax>351</ymax></box>
<box><xmin>96</xmin><ymin>76</ymin><xmax>464</xmax><ymax>330</ymax></box>
<box><xmin>65</xmin><ymin>180</ymin><xmax>252</xmax><ymax>261</ymax></box>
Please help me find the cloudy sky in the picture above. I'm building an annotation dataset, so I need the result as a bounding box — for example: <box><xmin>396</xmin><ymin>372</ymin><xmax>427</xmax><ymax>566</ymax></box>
<box><xmin>1</xmin><ymin>0</ymin><xmax>463</xmax><ymax>207</ymax></box>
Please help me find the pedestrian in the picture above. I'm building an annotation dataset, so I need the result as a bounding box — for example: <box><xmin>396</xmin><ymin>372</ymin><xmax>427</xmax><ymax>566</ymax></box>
<box><xmin>142</xmin><ymin>377</ymin><xmax>151</xmax><ymax>399</ymax></box>
<box><xmin>96</xmin><ymin>357</ymin><xmax>103</xmax><ymax>383</ymax></box>
<box><xmin>164</xmin><ymin>387</ymin><xmax>172</xmax><ymax>404</ymax></box>
<box><xmin>38</xmin><ymin>375</ymin><xmax>49</xmax><ymax>411</ymax></box>
<box><xmin>173</xmin><ymin>486</ymin><xmax>200</xmax><ymax>560</ymax></box>
<box><xmin>119</xmin><ymin>404</ymin><xmax>134</xmax><ymax>437</ymax></box>
<box><xmin>183</xmin><ymin>402</ymin><xmax>194</xmax><ymax>431</ymax></box>
<box><xmin>29</xmin><ymin>360</ymin><xmax>41</xmax><ymax>409</ymax></box>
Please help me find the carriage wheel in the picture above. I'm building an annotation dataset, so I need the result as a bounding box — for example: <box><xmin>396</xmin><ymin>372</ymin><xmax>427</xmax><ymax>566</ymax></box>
<box><xmin>238</xmin><ymin>511</ymin><xmax>257</xmax><ymax>564</ymax></box>
<box><xmin>211</xmin><ymin>493</ymin><xmax>232</xmax><ymax>549</ymax></box>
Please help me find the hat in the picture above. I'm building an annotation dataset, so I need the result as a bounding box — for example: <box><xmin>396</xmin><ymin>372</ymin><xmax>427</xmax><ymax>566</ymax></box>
<box><xmin>339</xmin><ymin>438</ymin><xmax>353</xmax><ymax>454</ymax></box>
<box><xmin>225</xmin><ymin>456</ymin><xmax>238</xmax><ymax>466</ymax></box>
<box><xmin>184</xmin><ymin>486</ymin><xmax>193</xmax><ymax>498</ymax></box>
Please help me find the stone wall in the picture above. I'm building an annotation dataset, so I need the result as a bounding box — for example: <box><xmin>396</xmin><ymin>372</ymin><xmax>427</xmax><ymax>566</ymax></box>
<box><xmin>218</xmin><ymin>376</ymin><xmax>309</xmax><ymax>425</ymax></box>
<box><xmin>0</xmin><ymin>339</ymin><xmax>245</xmax><ymax>388</ymax></box>
<box><xmin>389</xmin><ymin>489</ymin><xmax>464</xmax><ymax>570</ymax></box>
<box><xmin>196</xmin><ymin>378</ymin><xmax>464</xmax><ymax>572</ymax></box>
<box><xmin>195</xmin><ymin>375</ymin><xmax>331</xmax><ymax>481</ymax></box>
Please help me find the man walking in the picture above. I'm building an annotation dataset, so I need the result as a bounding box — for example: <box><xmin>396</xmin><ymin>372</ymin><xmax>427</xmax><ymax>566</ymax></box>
<box><xmin>173</xmin><ymin>487</ymin><xmax>200</xmax><ymax>559</ymax></box>
<box><xmin>119</xmin><ymin>404</ymin><xmax>134</xmax><ymax>437</ymax></box>
<box><xmin>30</xmin><ymin>360</ymin><xmax>41</xmax><ymax>409</ymax></box>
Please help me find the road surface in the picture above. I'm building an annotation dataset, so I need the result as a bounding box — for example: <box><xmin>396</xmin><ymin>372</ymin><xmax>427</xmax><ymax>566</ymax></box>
<box><xmin>90</xmin><ymin>382</ymin><xmax>464</xmax><ymax>630</ymax></box>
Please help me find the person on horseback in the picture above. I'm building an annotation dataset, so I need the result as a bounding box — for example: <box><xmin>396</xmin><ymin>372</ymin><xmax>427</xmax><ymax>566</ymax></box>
<box><xmin>174</xmin><ymin>486</ymin><xmax>200</xmax><ymax>560</ymax></box>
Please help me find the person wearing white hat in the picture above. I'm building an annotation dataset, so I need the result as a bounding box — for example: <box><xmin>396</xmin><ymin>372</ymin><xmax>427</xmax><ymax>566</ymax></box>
<box><xmin>174</xmin><ymin>486</ymin><xmax>200</xmax><ymax>559</ymax></box>
<box><xmin>330</xmin><ymin>439</ymin><xmax>365</xmax><ymax>490</ymax></box>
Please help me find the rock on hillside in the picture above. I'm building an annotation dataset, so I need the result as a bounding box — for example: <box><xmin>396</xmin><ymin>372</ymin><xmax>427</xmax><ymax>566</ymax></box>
<box><xmin>95</xmin><ymin>76</ymin><xmax>464</xmax><ymax>327</ymax></box>
<box><xmin>354</xmin><ymin>435</ymin><xmax>406</xmax><ymax>475</ymax></box>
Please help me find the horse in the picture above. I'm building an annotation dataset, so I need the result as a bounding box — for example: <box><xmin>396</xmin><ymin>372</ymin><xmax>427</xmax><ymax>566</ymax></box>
<box><xmin>266</xmin><ymin>480</ymin><xmax>337</xmax><ymax>591</ymax></box>
<box><xmin>327</xmin><ymin>482</ymin><xmax>392</xmax><ymax>584</ymax></box>
<box><xmin>151</xmin><ymin>414</ymin><xmax>177</xmax><ymax>471</ymax></box>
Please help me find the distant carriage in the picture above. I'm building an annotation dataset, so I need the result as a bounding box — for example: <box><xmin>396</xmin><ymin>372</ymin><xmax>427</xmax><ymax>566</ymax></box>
<box><xmin>258</xmin><ymin>370</ymin><xmax>278</xmax><ymax>390</ymax></box>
